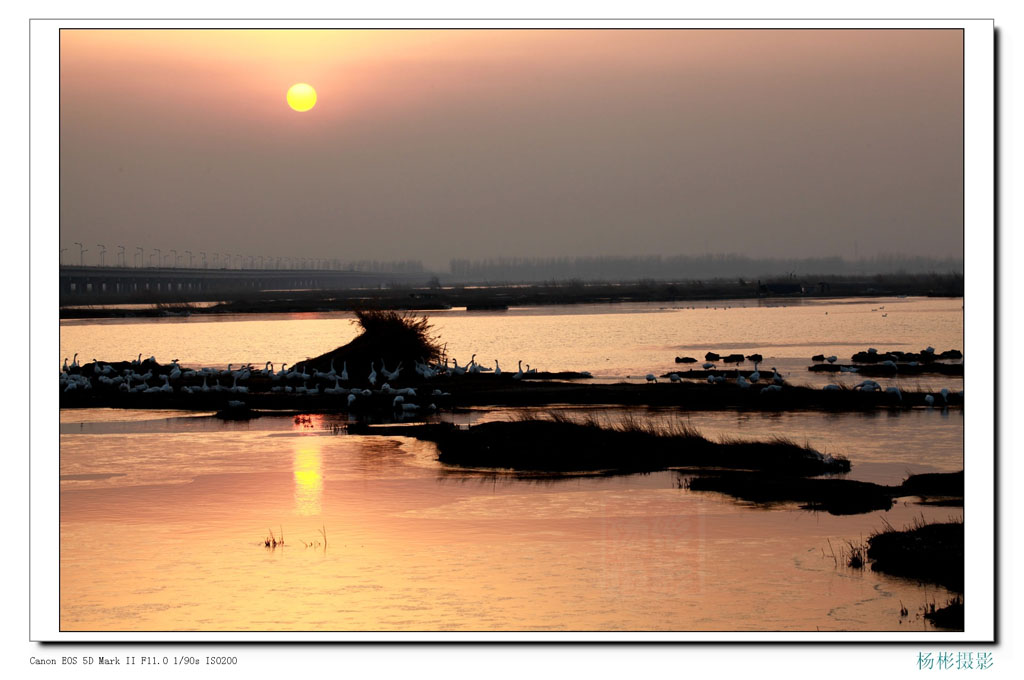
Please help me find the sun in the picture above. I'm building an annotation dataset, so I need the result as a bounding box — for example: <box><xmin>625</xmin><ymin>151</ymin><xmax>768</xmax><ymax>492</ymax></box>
<box><xmin>286</xmin><ymin>83</ymin><xmax>317</xmax><ymax>112</ymax></box>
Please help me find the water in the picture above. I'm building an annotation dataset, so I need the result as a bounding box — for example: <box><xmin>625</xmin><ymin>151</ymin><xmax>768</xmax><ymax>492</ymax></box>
<box><xmin>58</xmin><ymin>297</ymin><xmax>964</xmax><ymax>631</ymax></box>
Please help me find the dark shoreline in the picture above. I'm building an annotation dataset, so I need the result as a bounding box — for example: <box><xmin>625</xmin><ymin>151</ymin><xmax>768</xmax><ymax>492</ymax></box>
<box><xmin>59</xmin><ymin>274</ymin><xmax>964</xmax><ymax>319</ymax></box>
<box><xmin>59</xmin><ymin>374</ymin><xmax>964</xmax><ymax>413</ymax></box>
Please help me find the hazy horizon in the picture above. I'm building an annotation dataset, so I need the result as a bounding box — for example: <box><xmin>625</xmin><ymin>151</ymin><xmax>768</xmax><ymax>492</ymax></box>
<box><xmin>60</xmin><ymin>29</ymin><xmax>964</xmax><ymax>271</ymax></box>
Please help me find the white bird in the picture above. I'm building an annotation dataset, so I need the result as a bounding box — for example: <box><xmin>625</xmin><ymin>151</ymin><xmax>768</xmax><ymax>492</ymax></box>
<box><xmin>347</xmin><ymin>393</ymin><xmax>357</xmax><ymax>407</ymax></box>
<box><xmin>340</xmin><ymin>361</ymin><xmax>349</xmax><ymax>382</ymax></box>
<box><xmin>368</xmin><ymin>362</ymin><xmax>377</xmax><ymax>386</ymax></box>
<box><xmin>736</xmin><ymin>376</ymin><xmax>751</xmax><ymax>389</ymax></box>
<box><xmin>669</xmin><ymin>373</ymin><xmax>680</xmax><ymax>383</ymax></box>
<box><xmin>749</xmin><ymin>370</ymin><xmax>760</xmax><ymax>383</ymax></box>
<box><xmin>924</xmin><ymin>394</ymin><xmax>935</xmax><ymax>406</ymax></box>
<box><xmin>513</xmin><ymin>360</ymin><xmax>524</xmax><ymax>380</ymax></box>
<box><xmin>703</xmin><ymin>362</ymin><xmax>714</xmax><ymax>370</ymax></box>
<box><xmin>325</xmin><ymin>378</ymin><xmax>343</xmax><ymax>395</ymax></box>
<box><xmin>823</xmin><ymin>384</ymin><xmax>841</xmax><ymax>391</ymax></box>
<box><xmin>827</xmin><ymin>356</ymin><xmax>837</xmax><ymax>364</ymax></box>
<box><xmin>273</xmin><ymin>363</ymin><xmax>288</xmax><ymax>381</ymax></box>
<box><xmin>760</xmin><ymin>384</ymin><xmax>782</xmax><ymax>394</ymax></box>
<box><xmin>645</xmin><ymin>374</ymin><xmax>657</xmax><ymax>383</ymax></box>
<box><xmin>70</xmin><ymin>353</ymin><xmax>79</xmax><ymax>370</ymax></box>
<box><xmin>941</xmin><ymin>388</ymin><xmax>950</xmax><ymax>403</ymax></box>
<box><xmin>383</xmin><ymin>361</ymin><xmax>403</xmax><ymax>382</ymax></box>
<box><xmin>886</xmin><ymin>386</ymin><xmax>901</xmax><ymax>400</ymax></box>
<box><xmin>229</xmin><ymin>375</ymin><xmax>248</xmax><ymax>393</ymax></box>
<box><xmin>494</xmin><ymin>360</ymin><xmax>501</xmax><ymax>376</ymax></box>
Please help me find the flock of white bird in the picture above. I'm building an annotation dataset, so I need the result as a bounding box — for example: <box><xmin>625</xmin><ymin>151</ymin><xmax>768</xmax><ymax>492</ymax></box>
<box><xmin>59</xmin><ymin>351</ymin><xmax>561</xmax><ymax>414</ymax></box>
<box><xmin>60</xmin><ymin>348</ymin><xmax>961</xmax><ymax>407</ymax></box>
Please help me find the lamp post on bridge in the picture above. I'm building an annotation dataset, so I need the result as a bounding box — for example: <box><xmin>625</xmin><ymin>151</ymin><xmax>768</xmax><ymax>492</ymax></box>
<box><xmin>117</xmin><ymin>245</ymin><xmax>125</xmax><ymax>267</ymax></box>
<box><xmin>170</xmin><ymin>249</ymin><xmax>178</xmax><ymax>268</ymax></box>
<box><xmin>73</xmin><ymin>242</ymin><xmax>87</xmax><ymax>266</ymax></box>
<box><xmin>186</xmin><ymin>250</ymin><xmax>193</xmax><ymax>268</ymax></box>
<box><xmin>200</xmin><ymin>252</ymin><xmax>207</xmax><ymax>268</ymax></box>
<box><xmin>97</xmin><ymin>244</ymin><xmax>106</xmax><ymax>266</ymax></box>
<box><xmin>153</xmin><ymin>249</ymin><xmax>161</xmax><ymax>268</ymax></box>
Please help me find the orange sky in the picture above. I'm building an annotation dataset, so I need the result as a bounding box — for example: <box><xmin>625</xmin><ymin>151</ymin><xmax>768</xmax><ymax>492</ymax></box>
<box><xmin>60</xmin><ymin>29</ymin><xmax>964</xmax><ymax>268</ymax></box>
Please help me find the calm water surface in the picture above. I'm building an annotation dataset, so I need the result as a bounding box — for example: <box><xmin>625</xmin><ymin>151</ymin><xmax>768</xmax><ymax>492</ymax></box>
<box><xmin>58</xmin><ymin>297</ymin><xmax>964</xmax><ymax>631</ymax></box>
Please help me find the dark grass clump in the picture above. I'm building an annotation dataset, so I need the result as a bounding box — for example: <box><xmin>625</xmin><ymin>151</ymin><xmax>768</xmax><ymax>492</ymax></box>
<box><xmin>685</xmin><ymin>474</ymin><xmax>893</xmax><ymax>515</ymax></box>
<box><xmin>418</xmin><ymin>413</ymin><xmax>848</xmax><ymax>476</ymax></box>
<box><xmin>898</xmin><ymin>471</ymin><xmax>964</xmax><ymax>500</ymax></box>
<box><xmin>846</xmin><ymin>540</ymin><xmax>867</xmax><ymax>568</ymax></box>
<box><xmin>684</xmin><ymin>469</ymin><xmax>963</xmax><ymax>516</ymax></box>
<box><xmin>924</xmin><ymin>595</ymin><xmax>964</xmax><ymax>630</ymax></box>
<box><xmin>866</xmin><ymin>517</ymin><xmax>964</xmax><ymax>592</ymax></box>
<box><xmin>300</xmin><ymin>309</ymin><xmax>442</xmax><ymax>384</ymax></box>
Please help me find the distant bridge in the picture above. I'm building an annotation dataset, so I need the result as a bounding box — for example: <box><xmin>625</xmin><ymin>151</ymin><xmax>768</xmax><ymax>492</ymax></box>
<box><xmin>59</xmin><ymin>265</ymin><xmax>432</xmax><ymax>305</ymax></box>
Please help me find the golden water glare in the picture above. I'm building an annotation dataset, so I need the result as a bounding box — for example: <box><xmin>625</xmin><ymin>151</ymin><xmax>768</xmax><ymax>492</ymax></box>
<box><xmin>293</xmin><ymin>443</ymin><xmax>323</xmax><ymax>516</ymax></box>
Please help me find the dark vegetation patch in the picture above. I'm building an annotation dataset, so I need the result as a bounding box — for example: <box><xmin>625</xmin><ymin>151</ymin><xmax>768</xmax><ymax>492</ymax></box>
<box><xmin>899</xmin><ymin>471</ymin><xmax>964</xmax><ymax>505</ymax></box>
<box><xmin>924</xmin><ymin>596</ymin><xmax>964</xmax><ymax>630</ymax></box>
<box><xmin>866</xmin><ymin>518</ymin><xmax>964</xmax><ymax>592</ymax></box>
<box><xmin>685</xmin><ymin>473</ymin><xmax>894</xmax><ymax>515</ymax></box>
<box><xmin>300</xmin><ymin>309</ymin><xmax>443</xmax><ymax>379</ymax></box>
<box><xmin>808</xmin><ymin>363</ymin><xmax>963</xmax><ymax>377</ymax></box>
<box><xmin>350</xmin><ymin>413</ymin><xmax>849</xmax><ymax>476</ymax></box>
<box><xmin>684</xmin><ymin>471</ymin><xmax>963</xmax><ymax>516</ymax></box>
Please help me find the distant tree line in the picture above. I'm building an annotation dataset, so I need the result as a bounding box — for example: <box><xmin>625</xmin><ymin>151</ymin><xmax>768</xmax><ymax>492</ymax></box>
<box><xmin>447</xmin><ymin>254</ymin><xmax>964</xmax><ymax>283</ymax></box>
<box><xmin>348</xmin><ymin>259</ymin><xmax>424</xmax><ymax>273</ymax></box>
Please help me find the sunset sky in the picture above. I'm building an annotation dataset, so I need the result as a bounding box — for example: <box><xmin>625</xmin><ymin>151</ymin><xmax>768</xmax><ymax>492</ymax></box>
<box><xmin>59</xmin><ymin>29</ymin><xmax>963</xmax><ymax>269</ymax></box>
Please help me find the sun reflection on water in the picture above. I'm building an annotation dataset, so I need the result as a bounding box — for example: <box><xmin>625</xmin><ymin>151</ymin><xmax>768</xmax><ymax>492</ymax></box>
<box><xmin>293</xmin><ymin>443</ymin><xmax>323</xmax><ymax>516</ymax></box>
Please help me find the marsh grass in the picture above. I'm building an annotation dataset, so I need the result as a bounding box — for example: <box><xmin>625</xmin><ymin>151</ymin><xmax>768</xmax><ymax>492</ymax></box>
<box><xmin>263</xmin><ymin>526</ymin><xmax>284</xmax><ymax>549</ymax></box>
<box><xmin>866</xmin><ymin>515</ymin><xmax>964</xmax><ymax>592</ymax></box>
<box><xmin>923</xmin><ymin>595</ymin><xmax>964</xmax><ymax>630</ymax></box>
<box><xmin>302</xmin><ymin>309</ymin><xmax>442</xmax><ymax>380</ymax></box>
<box><xmin>429</xmin><ymin>411</ymin><xmax>849</xmax><ymax>476</ymax></box>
